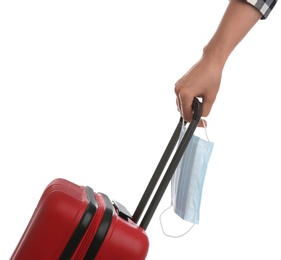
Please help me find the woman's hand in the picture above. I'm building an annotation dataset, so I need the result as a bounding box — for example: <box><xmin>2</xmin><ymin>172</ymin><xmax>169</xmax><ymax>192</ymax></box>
<box><xmin>175</xmin><ymin>53</ymin><xmax>222</xmax><ymax>126</ymax></box>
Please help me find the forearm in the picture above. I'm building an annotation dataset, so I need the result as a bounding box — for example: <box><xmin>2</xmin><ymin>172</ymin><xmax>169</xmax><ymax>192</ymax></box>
<box><xmin>202</xmin><ymin>0</ymin><xmax>262</xmax><ymax>70</ymax></box>
<box><xmin>175</xmin><ymin>0</ymin><xmax>269</xmax><ymax>122</ymax></box>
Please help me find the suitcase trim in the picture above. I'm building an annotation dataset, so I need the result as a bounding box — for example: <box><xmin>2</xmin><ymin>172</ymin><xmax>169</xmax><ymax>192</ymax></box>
<box><xmin>60</xmin><ymin>186</ymin><xmax>98</xmax><ymax>259</ymax></box>
<box><xmin>84</xmin><ymin>193</ymin><xmax>113</xmax><ymax>259</ymax></box>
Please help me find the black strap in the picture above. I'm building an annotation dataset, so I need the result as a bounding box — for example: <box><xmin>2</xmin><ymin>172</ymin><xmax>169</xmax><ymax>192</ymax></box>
<box><xmin>84</xmin><ymin>193</ymin><xmax>113</xmax><ymax>260</ymax></box>
<box><xmin>60</xmin><ymin>186</ymin><xmax>98</xmax><ymax>260</ymax></box>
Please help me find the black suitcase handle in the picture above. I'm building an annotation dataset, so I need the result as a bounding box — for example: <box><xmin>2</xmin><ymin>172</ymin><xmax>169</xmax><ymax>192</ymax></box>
<box><xmin>132</xmin><ymin>97</ymin><xmax>202</xmax><ymax>230</ymax></box>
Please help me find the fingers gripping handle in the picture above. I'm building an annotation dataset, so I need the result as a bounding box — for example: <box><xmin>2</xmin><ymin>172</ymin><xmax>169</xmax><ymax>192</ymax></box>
<box><xmin>133</xmin><ymin>98</ymin><xmax>202</xmax><ymax>230</ymax></box>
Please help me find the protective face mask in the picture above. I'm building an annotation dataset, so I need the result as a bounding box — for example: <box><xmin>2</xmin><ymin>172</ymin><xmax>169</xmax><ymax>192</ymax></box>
<box><xmin>160</xmin><ymin>122</ymin><xmax>214</xmax><ymax>237</ymax></box>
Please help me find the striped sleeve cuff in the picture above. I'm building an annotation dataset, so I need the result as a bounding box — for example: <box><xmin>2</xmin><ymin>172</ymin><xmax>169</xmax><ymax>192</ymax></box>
<box><xmin>245</xmin><ymin>0</ymin><xmax>278</xmax><ymax>19</ymax></box>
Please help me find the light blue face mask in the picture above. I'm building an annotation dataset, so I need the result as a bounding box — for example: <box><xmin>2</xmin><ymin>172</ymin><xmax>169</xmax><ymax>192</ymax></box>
<box><xmin>160</xmin><ymin>123</ymin><xmax>214</xmax><ymax>237</ymax></box>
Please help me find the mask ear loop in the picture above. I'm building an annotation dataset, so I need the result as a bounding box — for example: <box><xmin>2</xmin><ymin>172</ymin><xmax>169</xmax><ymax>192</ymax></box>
<box><xmin>159</xmin><ymin>206</ymin><xmax>195</xmax><ymax>238</ymax></box>
<box><xmin>201</xmin><ymin>119</ymin><xmax>210</xmax><ymax>142</ymax></box>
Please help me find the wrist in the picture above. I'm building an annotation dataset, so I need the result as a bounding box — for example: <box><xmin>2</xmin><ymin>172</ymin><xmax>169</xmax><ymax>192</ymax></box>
<box><xmin>202</xmin><ymin>43</ymin><xmax>231</xmax><ymax>70</ymax></box>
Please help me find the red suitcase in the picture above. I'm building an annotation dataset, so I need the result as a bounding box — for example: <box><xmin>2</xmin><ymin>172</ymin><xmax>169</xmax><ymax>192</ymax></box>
<box><xmin>11</xmin><ymin>98</ymin><xmax>202</xmax><ymax>260</ymax></box>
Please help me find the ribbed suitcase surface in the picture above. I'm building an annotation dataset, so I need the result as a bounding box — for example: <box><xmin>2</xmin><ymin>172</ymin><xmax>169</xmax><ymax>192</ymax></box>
<box><xmin>10</xmin><ymin>178</ymin><xmax>149</xmax><ymax>260</ymax></box>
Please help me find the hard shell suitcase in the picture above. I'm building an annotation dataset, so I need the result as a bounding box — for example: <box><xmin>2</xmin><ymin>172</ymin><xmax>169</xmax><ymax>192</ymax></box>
<box><xmin>11</xmin><ymin>98</ymin><xmax>202</xmax><ymax>260</ymax></box>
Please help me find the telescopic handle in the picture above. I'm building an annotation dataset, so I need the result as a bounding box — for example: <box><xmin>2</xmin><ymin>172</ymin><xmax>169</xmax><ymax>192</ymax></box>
<box><xmin>132</xmin><ymin>98</ymin><xmax>202</xmax><ymax>230</ymax></box>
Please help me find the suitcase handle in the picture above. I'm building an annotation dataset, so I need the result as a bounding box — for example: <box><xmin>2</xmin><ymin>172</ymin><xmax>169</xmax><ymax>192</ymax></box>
<box><xmin>132</xmin><ymin>97</ymin><xmax>202</xmax><ymax>230</ymax></box>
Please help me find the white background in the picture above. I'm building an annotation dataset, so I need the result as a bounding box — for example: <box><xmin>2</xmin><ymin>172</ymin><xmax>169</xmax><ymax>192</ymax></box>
<box><xmin>1</xmin><ymin>1</ymin><xmax>280</xmax><ymax>259</ymax></box>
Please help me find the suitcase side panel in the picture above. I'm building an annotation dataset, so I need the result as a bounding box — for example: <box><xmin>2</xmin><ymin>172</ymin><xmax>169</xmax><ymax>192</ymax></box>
<box><xmin>10</xmin><ymin>179</ymin><xmax>90</xmax><ymax>260</ymax></box>
<box><xmin>96</xmin><ymin>207</ymin><xmax>149</xmax><ymax>260</ymax></box>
